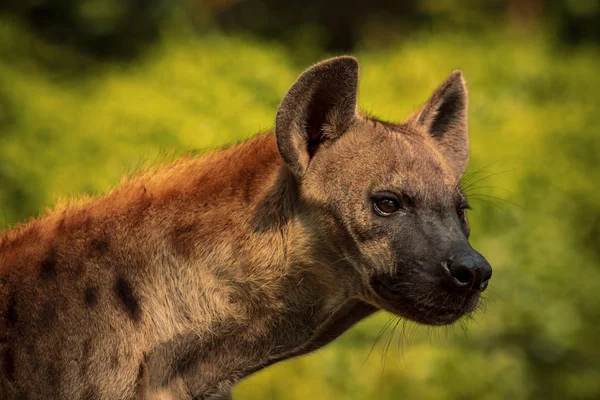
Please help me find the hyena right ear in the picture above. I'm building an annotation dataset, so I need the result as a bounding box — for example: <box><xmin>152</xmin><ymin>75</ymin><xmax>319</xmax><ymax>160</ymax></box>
<box><xmin>275</xmin><ymin>56</ymin><xmax>359</xmax><ymax>179</ymax></box>
<box><xmin>411</xmin><ymin>71</ymin><xmax>469</xmax><ymax>178</ymax></box>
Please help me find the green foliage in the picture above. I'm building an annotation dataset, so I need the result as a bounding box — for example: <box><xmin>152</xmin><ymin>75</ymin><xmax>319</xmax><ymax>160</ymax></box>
<box><xmin>1</xmin><ymin>18</ymin><xmax>599</xmax><ymax>400</ymax></box>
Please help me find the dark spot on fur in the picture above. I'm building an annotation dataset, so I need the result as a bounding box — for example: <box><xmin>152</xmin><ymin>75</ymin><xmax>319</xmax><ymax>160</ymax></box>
<box><xmin>173</xmin><ymin>224</ymin><xmax>195</xmax><ymax>237</ymax></box>
<box><xmin>15</xmin><ymin>392</ymin><xmax>29</xmax><ymax>400</ymax></box>
<box><xmin>175</xmin><ymin>351</ymin><xmax>195</xmax><ymax>376</ymax></box>
<box><xmin>174</xmin><ymin>345</ymin><xmax>204</xmax><ymax>377</ymax></box>
<box><xmin>71</xmin><ymin>261</ymin><xmax>86</xmax><ymax>279</ymax></box>
<box><xmin>40</xmin><ymin>303</ymin><xmax>57</xmax><ymax>329</ymax></box>
<box><xmin>134</xmin><ymin>360</ymin><xmax>146</xmax><ymax>394</ymax></box>
<box><xmin>171</xmin><ymin>224</ymin><xmax>196</xmax><ymax>257</ymax></box>
<box><xmin>88</xmin><ymin>237</ymin><xmax>109</xmax><ymax>257</ymax></box>
<box><xmin>40</xmin><ymin>250</ymin><xmax>58</xmax><ymax>280</ymax></box>
<box><xmin>25</xmin><ymin>343</ymin><xmax>39</xmax><ymax>371</ymax></box>
<box><xmin>352</xmin><ymin>224</ymin><xmax>376</xmax><ymax>243</ymax></box>
<box><xmin>137</xmin><ymin>361</ymin><xmax>145</xmax><ymax>381</ymax></box>
<box><xmin>82</xmin><ymin>385</ymin><xmax>100</xmax><ymax>400</ymax></box>
<box><xmin>84</xmin><ymin>287</ymin><xmax>98</xmax><ymax>308</ymax></box>
<box><xmin>110</xmin><ymin>349</ymin><xmax>119</xmax><ymax>369</ymax></box>
<box><xmin>47</xmin><ymin>362</ymin><xmax>61</xmax><ymax>393</ymax></box>
<box><xmin>115</xmin><ymin>277</ymin><xmax>140</xmax><ymax>322</ymax></box>
<box><xmin>55</xmin><ymin>217</ymin><xmax>66</xmax><ymax>232</ymax></box>
<box><xmin>82</xmin><ymin>339</ymin><xmax>91</xmax><ymax>358</ymax></box>
<box><xmin>25</xmin><ymin>342</ymin><xmax>35</xmax><ymax>358</ymax></box>
<box><xmin>6</xmin><ymin>292</ymin><xmax>17</xmax><ymax>326</ymax></box>
<box><xmin>3</xmin><ymin>348</ymin><xmax>15</xmax><ymax>381</ymax></box>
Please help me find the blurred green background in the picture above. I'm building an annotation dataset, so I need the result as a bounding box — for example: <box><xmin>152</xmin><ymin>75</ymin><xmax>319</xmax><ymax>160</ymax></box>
<box><xmin>1</xmin><ymin>1</ymin><xmax>599</xmax><ymax>399</ymax></box>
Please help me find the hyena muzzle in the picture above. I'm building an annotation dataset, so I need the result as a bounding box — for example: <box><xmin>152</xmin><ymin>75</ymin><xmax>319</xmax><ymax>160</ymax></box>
<box><xmin>0</xmin><ymin>56</ymin><xmax>491</xmax><ymax>399</ymax></box>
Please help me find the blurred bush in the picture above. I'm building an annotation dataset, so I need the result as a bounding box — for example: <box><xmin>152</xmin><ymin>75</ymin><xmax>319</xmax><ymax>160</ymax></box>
<box><xmin>2</xmin><ymin>0</ymin><xmax>600</xmax><ymax>57</ymax></box>
<box><xmin>0</xmin><ymin>1</ymin><xmax>599</xmax><ymax>399</ymax></box>
<box><xmin>0</xmin><ymin>0</ymin><xmax>168</xmax><ymax>61</ymax></box>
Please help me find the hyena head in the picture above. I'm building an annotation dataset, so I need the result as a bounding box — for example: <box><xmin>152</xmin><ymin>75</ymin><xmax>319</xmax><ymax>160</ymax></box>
<box><xmin>276</xmin><ymin>56</ymin><xmax>491</xmax><ymax>325</ymax></box>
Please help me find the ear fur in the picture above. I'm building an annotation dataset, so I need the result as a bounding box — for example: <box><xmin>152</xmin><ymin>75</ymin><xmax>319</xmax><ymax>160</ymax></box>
<box><xmin>275</xmin><ymin>56</ymin><xmax>359</xmax><ymax>179</ymax></box>
<box><xmin>412</xmin><ymin>70</ymin><xmax>469</xmax><ymax>177</ymax></box>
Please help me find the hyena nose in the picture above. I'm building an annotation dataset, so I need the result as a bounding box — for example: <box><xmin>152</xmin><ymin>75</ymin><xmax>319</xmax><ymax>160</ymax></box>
<box><xmin>443</xmin><ymin>251</ymin><xmax>492</xmax><ymax>292</ymax></box>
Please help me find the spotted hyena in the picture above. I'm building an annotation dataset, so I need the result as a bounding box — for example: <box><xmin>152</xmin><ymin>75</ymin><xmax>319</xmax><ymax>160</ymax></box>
<box><xmin>0</xmin><ymin>56</ymin><xmax>491</xmax><ymax>399</ymax></box>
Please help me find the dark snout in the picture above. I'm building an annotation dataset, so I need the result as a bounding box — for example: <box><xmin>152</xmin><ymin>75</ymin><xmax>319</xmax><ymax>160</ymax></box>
<box><xmin>442</xmin><ymin>248</ymin><xmax>492</xmax><ymax>292</ymax></box>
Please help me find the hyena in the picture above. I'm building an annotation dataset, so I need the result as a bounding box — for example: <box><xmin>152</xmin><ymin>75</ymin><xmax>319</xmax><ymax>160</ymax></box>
<box><xmin>0</xmin><ymin>56</ymin><xmax>492</xmax><ymax>399</ymax></box>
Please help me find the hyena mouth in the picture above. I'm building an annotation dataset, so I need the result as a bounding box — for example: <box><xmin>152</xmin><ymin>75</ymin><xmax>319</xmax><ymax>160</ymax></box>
<box><xmin>369</xmin><ymin>274</ymin><xmax>478</xmax><ymax>325</ymax></box>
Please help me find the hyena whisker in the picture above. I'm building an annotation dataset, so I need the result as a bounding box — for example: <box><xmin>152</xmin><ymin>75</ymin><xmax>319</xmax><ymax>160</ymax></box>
<box><xmin>467</xmin><ymin>196</ymin><xmax>507</xmax><ymax>213</ymax></box>
<box><xmin>426</xmin><ymin>326</ymin><xmax>433</xmax><ymax>345</ymax></box>
<box><xmin>462</xmin><ymin>185</ymin><xmax>512</xmax><ymax>195</ymax></box>
<box><xmin>396</xmin><ymin>318</ymin><xmax>410</xmax><ymax>360</ymax></box>
<box><xmin>381</xmin><ymin>317</ymin><xmax>402</xmax><ymax>376</ymax></box>
<box><xmin>460</xmin><ymin>168</ymin><xmax>510</xmax><ymax>191</ymax></box>
<box><xmin>457</xmin><ymin>318</ymin><xmax>470</xmax><ymax>338</ymax></box>
<box><xmin>461</xmin><ymin>164</ymin><xmax>521</xmax><ymax>187</ymax></box>
<box><xmin>474</xmin><ymin>301</ymin><xmax>487</xmax><ymax>317</ymax></box>
<box><xmin>460</xmin><ymin>161</ymin><xmax>503</xmax><ymax>186</ymax></box>
<box><xmin>481</xmin><ymin>288</ymin><xmax>505</xmax><ymax>303</ymax></box>
<box><xmin>409</xmin><ymin>288</ymin><xmax>445</xmax><ymax>308</ymax></box>
<box><xmin>409</xmin><ymin>322</ymin><xmax>420</xmax><ymax>345</ymax></box>
<box><xmin>364</xmin><ymin>315</ymin><xmax>397</xmax><ymax>365</ymax></box>
<box><xmin>461</xmin><ymin>159</ymin><xmax>505</xmax><ymax>178</ymax></box>
<box><xmin>461</xmin><ymin>165</ymin><xmax>522</xmax><ymax>192</ymax></box>
<box><xmin>466</xmin><ymin>193</ymin><xmax>522</xmax><ymax>209</ymax></box>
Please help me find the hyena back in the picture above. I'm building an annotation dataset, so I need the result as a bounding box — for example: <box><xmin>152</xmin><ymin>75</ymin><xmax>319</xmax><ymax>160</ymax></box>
<box><xmin>0</xmin><ymin>57</ymin><xmax>491</xmax><ymax>399</ymax></box>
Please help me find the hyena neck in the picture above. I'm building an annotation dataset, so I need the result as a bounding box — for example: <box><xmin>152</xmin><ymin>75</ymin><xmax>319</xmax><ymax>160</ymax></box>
<box><xmin>142</xmin><ymin>133</ymin><xmax>360</xmax><ymax>392</ymax></box>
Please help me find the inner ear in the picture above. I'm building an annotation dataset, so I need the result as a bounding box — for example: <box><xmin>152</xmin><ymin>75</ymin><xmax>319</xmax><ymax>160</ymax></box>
<box><xmin>275</xmin><ymin>56</ymin><xmax>359</xmax><ymax>179</ymax></box>
<box><xmin>306</xmin><ymin>87</ymin><xmax>333</xmax><ymax>157</ymax></box>
<box><xmin>426</xmin><ymin>83</ymin><xmax>466</xmax><ymax>139</ymax></box>
<box><xmin>414</xmin><ymin>70</ymin><xmax>469</xmax><ymax>177</ymax></box>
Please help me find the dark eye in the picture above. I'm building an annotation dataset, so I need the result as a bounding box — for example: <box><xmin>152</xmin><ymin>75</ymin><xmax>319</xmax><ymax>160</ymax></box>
<box><xmin>457</xmin><ymin>201</ymin><xmax>470</xmax><ymax>219</ymax></box>
<box><xmin>457</xmin><ymin>204</ymin><xmax>471</xmax><ymax>237</ymax></box>
<box><xmin>373</xmin><ymin>196</ymin><xmax>401</xmax><ymax>216</ymax></box>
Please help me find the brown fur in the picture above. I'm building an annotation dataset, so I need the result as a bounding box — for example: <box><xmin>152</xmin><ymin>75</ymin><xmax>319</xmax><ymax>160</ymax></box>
<box><xmin>0</xmin><ymin>57</ymin><xmax>488</xmax><ymax>399</ymax></box>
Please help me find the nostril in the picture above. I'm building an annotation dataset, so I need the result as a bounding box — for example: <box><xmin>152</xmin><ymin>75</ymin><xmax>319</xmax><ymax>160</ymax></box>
<box><xmin>451</xmin><ymin>265</ymin><xmax>473</xmax><ymax>288</ymax></box>
<box><xmin>479</xmin><ymin>271</ymin><xmax>492</xmax><ymax>292</ymax></box>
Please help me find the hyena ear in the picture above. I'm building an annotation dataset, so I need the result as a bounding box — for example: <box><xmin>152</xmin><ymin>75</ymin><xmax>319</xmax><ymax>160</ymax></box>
<box><xmin>412</xmin><ymin>70</ymin><xmax>469</xmax><ymax>177</ymax></box>
<box><xmin>276</xmin><ymin>56</ymin><xmax>359</xmax><ymax>179</ymax></box>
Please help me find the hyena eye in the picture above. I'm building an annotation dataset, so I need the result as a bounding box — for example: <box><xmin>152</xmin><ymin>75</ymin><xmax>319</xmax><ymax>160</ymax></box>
<box><xmin>372</xmin><ymin>195</ymin><xmax>401</xmax><ymax>216</ymax></box>
<box><xmin>457</xmin><ymin>204</ymin><xmax>471</xmax><ymax>237</ymax></box>
<box><xmin>457</xmin><ymin>202</ymin><xmax>470</xmax><ymax>218</ymax></box>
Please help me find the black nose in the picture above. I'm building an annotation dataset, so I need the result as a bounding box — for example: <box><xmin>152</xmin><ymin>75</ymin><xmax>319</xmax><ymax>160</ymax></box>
<box><xmin>443</xmin><ymin>251</ymin><xmax>492</xmax><ymax>292</ymax></box>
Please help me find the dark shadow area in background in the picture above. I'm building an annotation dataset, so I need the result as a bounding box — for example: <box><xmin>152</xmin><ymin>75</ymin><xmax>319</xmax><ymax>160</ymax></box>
<box><xmin>0</xmin><ymin>0</ymin><xmax>598</xmax><ymax>65</ymax></box>
<box><xmin>0</xmin><ymin>0</ymin><xmax>166</xmax><ymax>61</ymax></box>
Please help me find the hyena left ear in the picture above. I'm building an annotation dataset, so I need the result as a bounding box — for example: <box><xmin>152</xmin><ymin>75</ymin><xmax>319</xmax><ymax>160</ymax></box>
<box><xmin>412</xmin><ymin>71</ymin><xmax>469</xmax><ymax>177</ymax></box>
<box><xmin>276</xmin><ymin>56</ymin><xmax>359</xmax><ymax>179</ymax></box>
